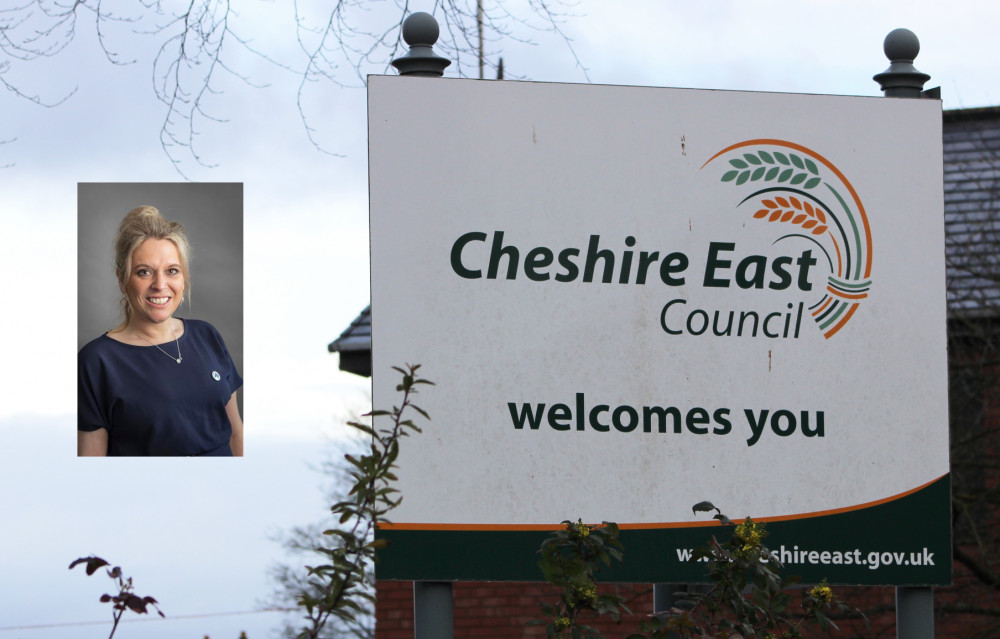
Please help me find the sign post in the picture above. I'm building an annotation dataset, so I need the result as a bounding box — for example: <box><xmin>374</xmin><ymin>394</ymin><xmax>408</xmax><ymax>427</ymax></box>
<box><xmin>873</xmin><ymin>27</ymin><xmax>940</xmax><ymax>638</ymax></box>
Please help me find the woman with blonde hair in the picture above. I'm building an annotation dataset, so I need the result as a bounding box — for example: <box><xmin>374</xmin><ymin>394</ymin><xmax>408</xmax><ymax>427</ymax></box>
<box><xmin>78</xmin><ymin>205</ymin><xmax>243</xmax><ymax>456</ymax></box>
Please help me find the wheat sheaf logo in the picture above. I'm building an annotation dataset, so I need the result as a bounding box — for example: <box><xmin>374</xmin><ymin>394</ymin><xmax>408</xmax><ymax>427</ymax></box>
<box><xmin>702</xmin><ymin>139</ymin><xmax>873</xmax><ymax>339</ymax></box>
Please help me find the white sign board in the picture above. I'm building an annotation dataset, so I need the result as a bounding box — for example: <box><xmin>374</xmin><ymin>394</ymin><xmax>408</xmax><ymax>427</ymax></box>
<box><xmin>369</xmin><ymin>76</ymin><xmax>949</xmax><ymax>584</ymax></box>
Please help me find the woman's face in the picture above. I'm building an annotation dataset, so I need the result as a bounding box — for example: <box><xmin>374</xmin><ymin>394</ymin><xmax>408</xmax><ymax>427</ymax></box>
<box><xmin>124</xmin><ymin>238</ymin><xmax>185</xmax><ymax>327</ymax></box>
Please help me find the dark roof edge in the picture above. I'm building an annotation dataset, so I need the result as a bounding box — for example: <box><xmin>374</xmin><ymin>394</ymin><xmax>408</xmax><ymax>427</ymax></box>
<box><xmin>944</xmin><ymin>105</ymin><xmax>1000</xmax><ymax>123</ymax></box>
<box><xmin>328</xmin><ymin>304</ymin><xmax>372</xmax><ymax>353</ymax></box>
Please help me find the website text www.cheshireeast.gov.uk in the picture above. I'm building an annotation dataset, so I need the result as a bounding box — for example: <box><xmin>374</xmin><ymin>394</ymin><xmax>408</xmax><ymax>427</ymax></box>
<box><xmin>678</xmin><ymin>545</ymin><xmax>936</xmax><ymax>570</ymax></box>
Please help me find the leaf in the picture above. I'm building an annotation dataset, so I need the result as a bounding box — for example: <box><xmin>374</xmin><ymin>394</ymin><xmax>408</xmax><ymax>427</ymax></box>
<box><xmin>775</xmin><ymin>196</ymin><xmax>790</xmax><ymax>208</ymax></box>
<box><xmin>774</xmin><ymin>151</ymin><xmax>790</xmax><ymax>165</ymax></box>
<box><xmin>721</xmin><ymin>170</ymin><xmax>739</xmax><ymax>182</ymax></box>
<box><xmin>692</xmin><ymin>501</ymin><xmax>716</xmax><ymax>513</ymax></box>
<box><xmin>812</xmin><ymin>225</ymin><xmax>828</xmax><ymax>235</ymax></box>
<box><xmin>322</xmin><ymin>528</ymin><xmax>353</xmax><ymax>540</ymax></box>
<box><xmin>804</xmin><ymin>177</ymin><xmax>821</xmax><ymax>189</ymax></box>
<box><xmin>764</xmin><ymin>166</ymin><xmax>779</xmax><ymax>181</ymax></box>
<box><xmin>735</xmin><ymin>170</ymin><xmax>750</xmax><ymax>185</ymax></box>
<box><xmin>790</xmin><ymin>153</ymin><xmax>804</xmax><ymax>169</ymax></box>
<box><xmin>713</xmin><ymin>513</ymin><xmax>733</xmax><ymax>525</ymax></box>
<box><xmin>780</xmin><ymin>210</ymin><xmax>794</xmax><ymax>222</ymax></box>
<box><xmin>744</xmin><ymin>153</ymin><xmax>762</xmax><ymax>165</ymax></box>
<box><xmin>124</xmin><ymin>594</ymin><xmax>150</xmax><ymax>614</ymax></box>
<box><xmin>778</xmin><ymin>168</ymin><xmax>793</xmax><ymax>182</ymax></box>
<box><xmin>750</xmin><ymin>167</ymin><xmax>765</xmax><ymax>181</ymax></box>
<box><xmin>805</xmin><ymin>157</ymin><xmax>819</xmax><ymax>175</ymax></box>
<box><xmin>348</xmin><ymin>422</ymin><xmax>376</xmax><ymax>437</ymax></box>
<box><xmin>758</xmin><ymin>150</ymin><xmax>774</xmax><ymax>164</ymax></box>
<box><xmin>69</xmin><ymin>556</ymin><xmax>110</xmax><ymax>575</ymax></box>
<box><xmin>790</xmin><ymin>172</ymin><xmax>807</xmax><ymax>185</ymax></box>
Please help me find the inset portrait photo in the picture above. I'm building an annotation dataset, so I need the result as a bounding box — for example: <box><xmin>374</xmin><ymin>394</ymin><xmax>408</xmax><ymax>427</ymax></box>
<box><xmin>77</xmin><ymin>183</ymin><xmax>244</xmax><ymax>457</ymax></box>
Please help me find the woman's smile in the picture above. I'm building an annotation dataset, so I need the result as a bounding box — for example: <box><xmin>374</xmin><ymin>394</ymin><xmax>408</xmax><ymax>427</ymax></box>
<box><xmin>126</xmin><ymin>238</ymin><xmax>185</xmax><ymax>328</ymax></box>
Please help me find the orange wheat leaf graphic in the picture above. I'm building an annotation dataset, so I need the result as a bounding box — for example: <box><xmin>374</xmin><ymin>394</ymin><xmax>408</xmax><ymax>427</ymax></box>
<box><xmin>754</xmin><ymin>197</ymin><xmax>828</xmax><ymax>236</ymax></box>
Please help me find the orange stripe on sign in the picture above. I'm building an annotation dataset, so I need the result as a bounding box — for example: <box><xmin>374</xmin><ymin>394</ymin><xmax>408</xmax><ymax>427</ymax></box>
<box><xmin>748</xmin><ymin>474</ymin><xmax>944</xmax><ymax>523</ymax></box>
<box><xmin>376</xmin><ymin>475</ymin><xmax>946</xmax><ymax>532</ymax></box>
<box><xmin>812</xmin><ymin>296</ymin><xmax>834</xmax><ymax>316</ymax></box>
<box><xmin>832</xmin><ymin>232</ymin><xmax>844</xmax><ymax>278</ymax></box>
<box><xmin>376</xmin><ymin>522</ymin><xmax>568</xmax><ymax>532</ymax></box>
<box><xmin>826</xmin><ymin>286</ymin><xmax>868</xmax><ymax>300</ymax></box>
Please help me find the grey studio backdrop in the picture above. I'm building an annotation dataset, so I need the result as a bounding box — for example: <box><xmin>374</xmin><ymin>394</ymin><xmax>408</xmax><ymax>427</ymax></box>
<box><xmin>77</xmin><ymin>182</ymin><xmax>244</xmax><ymax>417</ymax></box>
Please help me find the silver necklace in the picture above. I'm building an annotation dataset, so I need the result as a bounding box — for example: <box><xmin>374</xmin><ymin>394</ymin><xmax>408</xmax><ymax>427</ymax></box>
<box><xmin>138</xmin><ymin>330</ymin><xmax>182</xmax><ymax>364</ymax></box>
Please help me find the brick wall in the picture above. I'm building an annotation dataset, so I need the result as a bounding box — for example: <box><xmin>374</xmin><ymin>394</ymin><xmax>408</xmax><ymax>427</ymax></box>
<box><xmin>377</xmin><ymin>581</ymin><xmax>655</xmax><ymax>638</ymax></box>
<box><xmin>377</xmin><ymin>579</ymin><xmax>1000</xmax><ymax>638</ymax></box>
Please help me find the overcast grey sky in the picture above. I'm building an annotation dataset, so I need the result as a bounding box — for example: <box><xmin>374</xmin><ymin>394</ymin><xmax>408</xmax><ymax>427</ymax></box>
<box><xmin>1</xmin><ymin>1</ymin><xmax>996</xmax><ymax>637</ymax></box>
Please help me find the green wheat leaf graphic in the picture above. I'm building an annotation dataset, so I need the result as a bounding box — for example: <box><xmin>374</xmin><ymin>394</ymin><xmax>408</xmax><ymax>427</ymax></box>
<box><xmin>717</xmin><ymin>149</ymin><xmax>823</xmax><ymax>189</ymax></box>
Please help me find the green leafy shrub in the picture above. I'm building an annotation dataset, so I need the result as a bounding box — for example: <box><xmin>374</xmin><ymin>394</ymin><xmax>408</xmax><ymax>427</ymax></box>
<box><xmin>295</xmin><ymin>364</ymin><xmax>431</xmax><ymax>638</ymax></box>
<box><xmin>532</xmin><ymin>519</ymin><xmax>632</xmax><ymax>638</ymax></box>
<box><xmin>628</xmin><ymin>501</ymin><xmax>867</xmax><ymax>638</ymax></box>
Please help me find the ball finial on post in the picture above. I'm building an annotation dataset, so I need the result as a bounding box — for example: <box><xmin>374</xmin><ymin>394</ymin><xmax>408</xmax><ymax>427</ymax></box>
<box><xmin>873</xmin><ymin>28</ymin><xmax>931</xmax><ymax>98</ymax></box>
<box><xmin>391</xmin><ymin>12</ymin><xmax>452</xmax><ymax>77</ymax></box>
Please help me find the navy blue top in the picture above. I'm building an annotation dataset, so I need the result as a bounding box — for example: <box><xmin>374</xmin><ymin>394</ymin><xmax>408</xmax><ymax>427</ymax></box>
<box><xmin>78</xmin><ymin>319</ymin><xmax>242</xmax><ymax>456</ymax></box>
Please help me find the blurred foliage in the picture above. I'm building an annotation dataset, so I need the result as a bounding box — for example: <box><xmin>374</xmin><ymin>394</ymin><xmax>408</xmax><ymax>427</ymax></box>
<box><xmin>294</xmin><ymin>364</ymin><xmax>431</xmax><ymax>639</ymax></box>
<box><xmin>266</xmin><ymin>457</ymin><xmax>374</xmax><ymax>639</ymax></box>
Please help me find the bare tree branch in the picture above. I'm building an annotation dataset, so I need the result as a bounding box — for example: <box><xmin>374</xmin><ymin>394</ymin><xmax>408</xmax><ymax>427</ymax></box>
<box><xmin>2</xmin><ymin>0</ymin><xmax>588</xmax><ymax>173</ymax></box>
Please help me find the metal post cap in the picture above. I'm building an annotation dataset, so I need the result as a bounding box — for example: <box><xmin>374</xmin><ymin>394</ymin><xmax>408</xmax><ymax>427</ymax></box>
<box><xmin>883</xmin><ymin>28</ymin><xmax>921</xmax><ymax>62</ymax></box>
<box><xmin>391</xmin><ymin>12</ymin><xmax>452</xmax><ymax>77</ymax></box>
<box><xmin>402</xmin><ymin>11</ymin><xmax>440</xmax><ymax>46</ymax></box>
<box><xmin>873</xmin><ymin>28</ymin><xmax>931</xmax><ymax>98</ymax></box>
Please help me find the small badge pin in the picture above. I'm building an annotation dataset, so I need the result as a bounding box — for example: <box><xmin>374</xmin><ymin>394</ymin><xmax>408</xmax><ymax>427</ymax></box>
<box><xmin>212</xmin><ymin>371</ymin><xmax>221</xmax><ymax>381</ymax></box>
